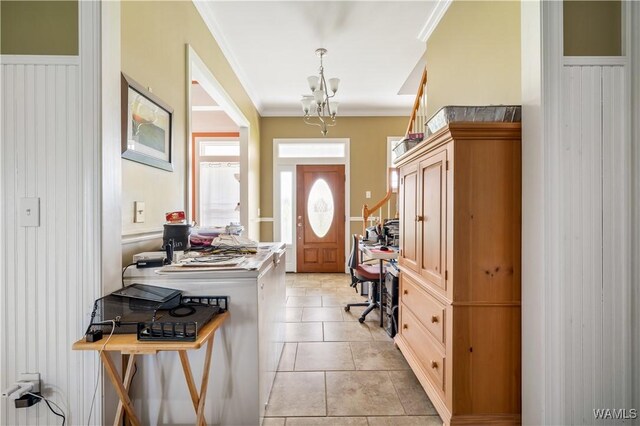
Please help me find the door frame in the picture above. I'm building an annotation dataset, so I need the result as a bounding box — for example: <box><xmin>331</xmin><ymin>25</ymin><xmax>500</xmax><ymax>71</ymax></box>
<box><xmin>273</xmin><ymin>138</ymin><xmax>350</xmax><ymax>272</ymax></box>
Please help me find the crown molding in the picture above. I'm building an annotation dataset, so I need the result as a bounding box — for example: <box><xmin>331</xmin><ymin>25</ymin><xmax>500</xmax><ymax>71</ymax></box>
<box><xmin>192</xmin><ymin>0</ymin><xmax>264</xmax><ymax>113</ymax></box>
<box><xmin>417</xmin><ymin>0</ymin><xmax>452</xmax><ymax>43</ymax></box>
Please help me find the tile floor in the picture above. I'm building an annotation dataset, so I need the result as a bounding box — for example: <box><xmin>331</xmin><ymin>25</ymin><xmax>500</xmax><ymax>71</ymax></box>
<box><xmin>264</xmin><ymin>273</ymin><xmax>443</xmax><ymax>426</ymax></box>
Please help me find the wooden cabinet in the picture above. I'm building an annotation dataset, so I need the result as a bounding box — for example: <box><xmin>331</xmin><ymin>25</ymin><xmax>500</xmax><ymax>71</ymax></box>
<box><xmin>395</xmin><ymin>122</ymin><xmax>521</xmax><ymax>426</ymax></box>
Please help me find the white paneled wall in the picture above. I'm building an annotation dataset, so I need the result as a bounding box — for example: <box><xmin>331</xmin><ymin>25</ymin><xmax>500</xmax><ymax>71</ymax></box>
<box><xmin>559</xmin><ymin>63</ymin><xmax>632</xmax><ymax>425</ymax></box>
<box><xmin>0</xmin><ymin>58</ymin><xmax>99</xmax><ymax>425</ymax></box>
<box><xmin>1</xmin><ymin>2</ymin><xmax>104</xmax><ymax>420</ymax></box>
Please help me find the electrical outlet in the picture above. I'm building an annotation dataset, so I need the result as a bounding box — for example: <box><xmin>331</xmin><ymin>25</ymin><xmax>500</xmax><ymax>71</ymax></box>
<box><xmin>19</xmin><ymin>373</ymin><xmax>40</xmax><ymax>394</ymax></box>
<box><xmin>134</xmin><ymin>201</ymin><xmax>145</xmax><ymax>223</ymax></box>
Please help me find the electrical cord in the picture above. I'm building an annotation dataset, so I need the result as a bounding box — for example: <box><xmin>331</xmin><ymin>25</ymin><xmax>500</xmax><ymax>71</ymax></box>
<box><xmin>87</xmin><ymin>319</ymin><xmax>116</xmax><ymax>425</ymax></box>
<box><xmin>121</xmin><ymin>263</ymin><xmax>136</xmax><ymax>288</ymax></box>
<box><xmin>26</xmin><ymin>392</ymin><xmax>66</xmax><ymax>426</ymax></box>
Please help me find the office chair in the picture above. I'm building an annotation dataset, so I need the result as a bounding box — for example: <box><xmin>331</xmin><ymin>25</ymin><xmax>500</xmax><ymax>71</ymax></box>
<box><xmin>344</xmin><ymin>234</ymin><xmax>384</xmax><ymax>323</ymax></box>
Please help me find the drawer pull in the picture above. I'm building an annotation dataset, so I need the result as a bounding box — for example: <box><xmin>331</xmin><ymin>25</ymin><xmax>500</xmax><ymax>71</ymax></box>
<box><xmin>403</xmin><ymin>289</ymin><xmax>408</xmax><ymax>295</ymax></box>
<box><xmin>431</xmin><ymin>315</ymin><xmax>439</xmax><ymax>323</ymax></box>
<box><xmin>403</xmin><ymin>324</ymin><xmax>408</xmax><ymax>330</ymax></box>
<box><xmin>431</xmin><ymin>361</ymin><xmax>438</xmax><ymax>369</ymax></box>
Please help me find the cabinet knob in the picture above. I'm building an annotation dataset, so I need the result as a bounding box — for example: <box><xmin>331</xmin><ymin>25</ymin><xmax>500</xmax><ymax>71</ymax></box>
<box><xmin>403</xmin><ymin>289</ymin><xmax>408</xmax><ymax>295</ymax></box>
<box><xmin>431</xmin><ymin>361</ymin><xmax>438</xmax><ymax>369</ymax></box>
<box><xmin>403</xmin><ymin>324</ymin><xmax>408</xmax><ymax>330</ymax></box>
<box><xmin>431</xmin><ymin>315</ymin><xmax>439</xmax><ymax>323</ymax></box>
<box><xmin>416</xmin><ymin>215</ymin><xmax>424</xmax><ymax>222</ymax></box>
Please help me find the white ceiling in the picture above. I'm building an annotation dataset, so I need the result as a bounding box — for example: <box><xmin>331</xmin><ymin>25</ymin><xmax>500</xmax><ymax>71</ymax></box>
<box><xmin>191</xmin><ymin>82</ymin><xmax>240</xmax><ymax>133</ymax></box>
<box><xmin>196</xmin><ymin>1</ymin><xmax>438</xmax><ymax>117</ymax></box>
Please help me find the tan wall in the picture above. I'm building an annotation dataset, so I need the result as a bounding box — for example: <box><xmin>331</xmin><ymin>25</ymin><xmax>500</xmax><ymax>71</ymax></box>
<box><xmin>425</xmin><ymin>0</ymin><xmax>521</xmax><ymax>118</ymax></box>
<box><xmin>564</xmin><ymin>0</ymin><xmax>621</xmax><ymax>56</ymax></box>
<box><xmin>0</xmin><ymin>0</ymin><xmax>78</xmax><ymax>55</ymax></box>
<box><xmin>259</xmin><ymin>117</ymin><xmax>405</xmax><ymax>241</ymax></box>
<box><xmin>121</xmin><ymin>1</ymin><xmax>261</xmax><ymax>263</ymax></box>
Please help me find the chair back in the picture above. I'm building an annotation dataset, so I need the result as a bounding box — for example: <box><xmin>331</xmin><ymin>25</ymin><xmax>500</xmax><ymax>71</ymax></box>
<box><xmin>346</xmin><ymin>234</ymin><xmax>360</xmax><ymax>271</ymax></box>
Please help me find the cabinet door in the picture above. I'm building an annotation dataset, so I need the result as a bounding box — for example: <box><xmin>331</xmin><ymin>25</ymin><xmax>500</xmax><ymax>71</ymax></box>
<box><xmin>419</xmin><ymin>150</ymin><xmax>447</xmax><ymax>291</ymax></box>
<box><xmin>399</xmin><ymin>163</ymin><xmax>419</xmax><ymax>272</ymax></box>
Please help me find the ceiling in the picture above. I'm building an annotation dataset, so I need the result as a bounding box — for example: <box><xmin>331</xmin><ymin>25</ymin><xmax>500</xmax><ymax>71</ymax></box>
<box><xmin>191</xmin><ymin>82</ymin><xmax>240</xmax><ymax>133</ymax></box>
<box><xmin>196</xmin><ymin>1</ymin><xmax>438</xmax><ymax>117</ymax></box>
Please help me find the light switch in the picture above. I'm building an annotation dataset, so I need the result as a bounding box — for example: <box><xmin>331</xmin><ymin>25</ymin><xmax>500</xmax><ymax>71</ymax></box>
<box><xmin>19</xmin><ymin>197</ymin><xmax>40</xmax><ymax>227</ymax></box>
<box><xmin>365</xmin><ymin>191</ymin><xmax>371</xmax><ymax>199</ymax></box>
<box><xmin>134</xmin><ymin>201</ymin><xmax>145</xmax><ymax>223</ymax></box>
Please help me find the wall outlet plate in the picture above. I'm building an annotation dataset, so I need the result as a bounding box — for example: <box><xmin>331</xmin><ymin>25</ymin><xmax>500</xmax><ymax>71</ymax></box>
<box><xmin>134</xmin><ymin>201</ymin><xmax>145</xmax><ymax>223</ymax></box>
<box><xmin>19</xmin><ymin>373</ymin><xmax>40</xmax><ymax>393</ymax></box>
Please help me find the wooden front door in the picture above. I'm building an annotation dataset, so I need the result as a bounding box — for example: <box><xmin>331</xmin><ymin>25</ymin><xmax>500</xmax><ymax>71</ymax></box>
<box><xmin>296</xmin><ymin>165</ymin><xmax>345</xmax><ymax>273</ymax></box>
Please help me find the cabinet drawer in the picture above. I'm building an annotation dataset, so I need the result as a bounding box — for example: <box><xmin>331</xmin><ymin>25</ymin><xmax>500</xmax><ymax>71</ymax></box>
<box><xmin>400</xmin><ymin>274</ymin><xmax>446</xmax><ymax>345</ymax></box>
<box><xmin>400</xmin><ymin>304</ymin><xmax>446</xmax><ymax>392</ymax></box>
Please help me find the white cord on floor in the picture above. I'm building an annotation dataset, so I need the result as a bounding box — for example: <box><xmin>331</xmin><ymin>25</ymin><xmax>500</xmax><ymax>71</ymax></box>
<box><xmin>86</xmin><ymin>319</ymin><xmax>116</xmax><ymax>425</ymax></box>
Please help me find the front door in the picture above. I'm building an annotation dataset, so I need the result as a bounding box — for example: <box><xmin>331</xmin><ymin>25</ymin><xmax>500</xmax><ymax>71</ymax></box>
<box><xmin>296</xmin><ymin>165</ymin><xmax>345</xmax><ymax>272</ymax></box>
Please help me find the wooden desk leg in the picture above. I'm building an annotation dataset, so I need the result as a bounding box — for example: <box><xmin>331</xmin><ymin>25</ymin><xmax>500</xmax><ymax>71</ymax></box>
<box><xmin>100</xmin><ymin>351</ymin><xmax>141</xmax><ymax>426</ymax></box>
<box><xmin>114</xmin><ymin>354</ymin><xmax>137</xmax><ymax>426</ymax></box>
<box><xmin>196</xmin><ymin>335</ymin><xmax>215</xmax><ymax>426</ymax></box>
<box><xmin>179</xmin><ymin>350</ymin><xmax>207</xmax><ymax>426</ymax></box>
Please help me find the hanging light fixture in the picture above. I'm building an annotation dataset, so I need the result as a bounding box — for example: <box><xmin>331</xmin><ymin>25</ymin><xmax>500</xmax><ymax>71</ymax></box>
<box><xmin>301</xmin><ymin>48</ymin><xmax>340</xmax><ymax>136</ymax></box>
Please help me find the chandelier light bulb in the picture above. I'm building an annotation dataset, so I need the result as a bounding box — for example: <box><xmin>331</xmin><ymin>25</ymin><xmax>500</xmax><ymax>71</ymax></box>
<box><xmin>301</xmin><ymin>96</ymin><xmax>313</xmax><ymax>113</ymax></box>
<box><xmin>330</xmin><ymin>101</ymin><xmax>339</xmax><ymax>116</ymax></box>
<box><xmin>328</xmin><ymin>78</ymin><xmax>340</xmax><ymax>93</ymax></box>
<box><xmin>313</xmin><ymin>89</ymin><xmax>325</xmax><ymax>105</ymax></box>
<box><xmin>307</xmin><ymin>76</ymin><xmax>319</xmax><ymax>92</ymax></box>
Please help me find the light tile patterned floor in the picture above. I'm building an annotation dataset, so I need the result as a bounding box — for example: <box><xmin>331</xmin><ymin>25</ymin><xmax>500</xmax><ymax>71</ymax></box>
<box><xmin>265</xmin><ymin>273</ymin><xmax>442</xmax><ymax>426</ymax></box>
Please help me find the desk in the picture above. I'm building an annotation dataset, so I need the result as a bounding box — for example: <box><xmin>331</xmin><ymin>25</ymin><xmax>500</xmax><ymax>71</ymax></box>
<box><xmin>72</xmin><ymin>311</ymin><xmax>229</xmax><ymax>426</ymax></box>
<box><xmin>361</xmin><ymin>245</ymin><xmax>398</xmax><ymax>327</ymax></box>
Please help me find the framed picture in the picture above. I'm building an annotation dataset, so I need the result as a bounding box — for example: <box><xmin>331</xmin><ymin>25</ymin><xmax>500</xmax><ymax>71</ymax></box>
<box><xmin>121</xmin><ymin>73</ymin><xmax>174</xmax><ymax>171</ymax></box>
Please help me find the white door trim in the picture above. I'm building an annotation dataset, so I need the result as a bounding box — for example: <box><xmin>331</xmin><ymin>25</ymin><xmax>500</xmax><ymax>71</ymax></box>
<box><xmin>273</xmin><ymin>138</ymin><xmax>350</xmax><ymax>272</ymax></box>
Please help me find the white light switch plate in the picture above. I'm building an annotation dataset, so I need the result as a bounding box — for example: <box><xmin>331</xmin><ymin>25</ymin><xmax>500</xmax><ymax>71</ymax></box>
<box><xmin>134</xmin><ymin>201</ymin><xmax>145</xmax><ymax>223</ymax></box>
<box><xmin>365</xmin><ymin>191</ymin><xmax>371</xmax><ymax>199</ymax></box>
<box><xmin>19</xmin><ymin>198</ymin><xmax>40</xmax><ymax>227</ymax></box>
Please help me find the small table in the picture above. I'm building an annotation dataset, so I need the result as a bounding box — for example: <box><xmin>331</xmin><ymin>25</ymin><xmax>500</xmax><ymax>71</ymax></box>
<box><xmin>361</xmin><ymin>245</ymin><xmax>398</xmax><ymax>327</ymax></box>
<box><xmin>72</xmin><ymin>311</ymin><xmax>229</xmax><ymax>426</ymax></box>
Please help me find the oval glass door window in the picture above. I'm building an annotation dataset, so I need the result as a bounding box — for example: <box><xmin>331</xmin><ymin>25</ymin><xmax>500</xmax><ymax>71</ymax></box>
<box><xmin>307</xmin><ymin>178</ymin><xmax>334</xmax><ymax>238</ymax></box>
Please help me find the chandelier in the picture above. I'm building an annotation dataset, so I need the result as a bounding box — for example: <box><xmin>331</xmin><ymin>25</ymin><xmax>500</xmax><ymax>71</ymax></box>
<box><xmin>300</xmin><ymin>48</ymin><xmax>340</xmax><ymax>136</ymax></box>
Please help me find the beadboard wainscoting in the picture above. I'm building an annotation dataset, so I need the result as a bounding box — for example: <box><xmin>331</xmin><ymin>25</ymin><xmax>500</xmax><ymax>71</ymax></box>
<box><xmin>558</xmin><ymin>60</ymin><xmax>632</xmax><ymax>424</ymax></box>
<box><xmin>0</xmin><ymin>3</ymin><xmax>104</xmax><ymax>424</ymax></box>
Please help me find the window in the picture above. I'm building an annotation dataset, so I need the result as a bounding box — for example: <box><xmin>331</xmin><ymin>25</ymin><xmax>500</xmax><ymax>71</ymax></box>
<box><xmin>278</xmin><ymin>143</ymin><xmax>345</xmax><ymax>158</ymax></box>
<box><xmin>196</xmin><ymin>139</ymin><xmax>240</xmax><ymax>227</ymax></box>
<box><xmin>280</xmin><ymin>171</ymin><xmax>293</xmax><ymax>244</ymax></box>
<box><xmin>388</xmin><ymin>137</ymin><xmax>403</xmax><ymax>192</ymax></box>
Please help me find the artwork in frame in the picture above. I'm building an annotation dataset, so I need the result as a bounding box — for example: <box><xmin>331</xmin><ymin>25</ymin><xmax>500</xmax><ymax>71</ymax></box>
<box><xmin>121</xmin><ymin>73</ymin><xmax>174</xmax><ymax>171</ymax></box>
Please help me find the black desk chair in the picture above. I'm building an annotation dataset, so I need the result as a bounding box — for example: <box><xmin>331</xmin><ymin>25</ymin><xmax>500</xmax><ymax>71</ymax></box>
<box><xmin>344</xmin><ymin>234</ymin><xmax>383</xmax><ymax>323</ymax></box>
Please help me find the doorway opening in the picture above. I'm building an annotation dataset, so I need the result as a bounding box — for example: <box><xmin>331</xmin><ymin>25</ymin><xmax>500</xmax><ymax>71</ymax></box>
<box><xmin>187</xmin><ymin>45</ymin><xmax>250</xmax><ymax>234</ymax></box>
<box><xmin>273</xmin><ymin>139</ymin><xmax>350</xmax><ymax>272</ymax></box>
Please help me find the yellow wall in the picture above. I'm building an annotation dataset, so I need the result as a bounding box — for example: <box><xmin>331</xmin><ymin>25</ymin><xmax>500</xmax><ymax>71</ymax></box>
<box><xmin>0</xmin><ymin>0</ymin><xmax>78</xmax><ymax>55</ymax></box>
<box><xmin>121</xmin><ymin>1</ymin><xmax>261</xmax><ymax>262</ymax></box>
<box><xmin>564</xmin><ymin>0</ymin><xmax>621</xmax><ymax>56</ymax></box>
<box><xmin>259</xmin><ymin>117</ymin><xmax>405</xmax><ymax>241</ymax></box>
<box><xmin>425</xmin><ymin>0</ymin><xmax>521</xmax><ymax>118</ymax></box>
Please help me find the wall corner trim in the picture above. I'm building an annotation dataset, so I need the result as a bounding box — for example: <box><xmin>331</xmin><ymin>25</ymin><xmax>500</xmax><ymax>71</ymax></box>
<box><xmin>417</xmin><ymin>0</ymin><xmax>452</xmax><ymax>43</ymax></box>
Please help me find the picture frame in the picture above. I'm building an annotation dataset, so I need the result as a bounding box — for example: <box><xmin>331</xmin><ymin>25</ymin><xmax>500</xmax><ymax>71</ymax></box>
<box><xmin>121</xmin><ymin>73</ymin><xmax>174</xmax><ymax>171</ymax></box>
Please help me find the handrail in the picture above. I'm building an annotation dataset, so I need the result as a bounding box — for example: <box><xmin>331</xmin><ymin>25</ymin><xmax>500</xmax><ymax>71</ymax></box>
<box><xmin>405</xmin><ymin>67</ymin><xmax>428</xmax><ymax>136</ymax></box>
<box><xmin>362</xmin><ymin>167</ymin><xmax>397</xmax><ymax>234</ymax></box>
